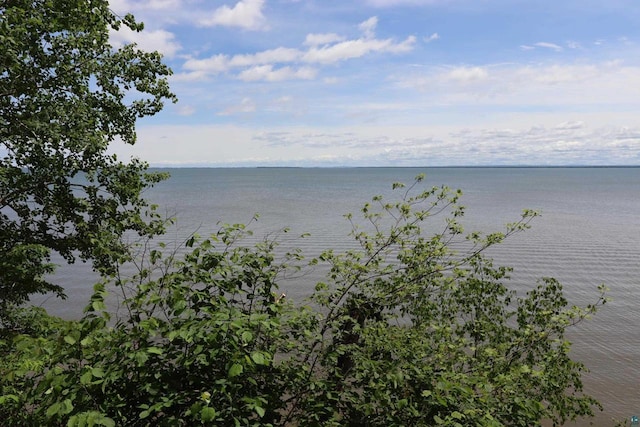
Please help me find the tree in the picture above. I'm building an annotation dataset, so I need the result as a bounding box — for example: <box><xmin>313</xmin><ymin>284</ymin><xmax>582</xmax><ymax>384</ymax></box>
<box><xmin>0</xmin><ymin>176</ymin><xmax>607</xmax><ymax>426</ymax></box>
<box><xmin>0</xmin><ymin>0</ymin><xmax>176</xmax><ymax>312</ymax></box>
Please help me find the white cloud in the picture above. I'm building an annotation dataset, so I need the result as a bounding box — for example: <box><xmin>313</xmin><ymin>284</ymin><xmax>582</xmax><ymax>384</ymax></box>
<box><xmin>359</xmin><ymin>16</ymin><xmax>378</xmax><ymax>39</ymax></box>
<box><xmin>169</xmin><ymin>71</ymin><xmax>209</xmax><ymax>82</ymax></box>
<box><xmin>112</xmin><ymin>114</ymin><xmax>640</xmax><ymax>167</ymax></box>
<box><xmin>237</xmin><ymin>65</ymin><xmax>317</xmax><ymax>82</ymax></box>
<box><xmin>445</xmin><ymin>66</ymin><xmax>488</xmax><ymax>83</ymax></box>
<box><xmin>180</xmin><ymin>17</ymin><xmax>416</xmax><ymax>80</ymax></box>
<box><xmin>424</xmin><ymin>33</ymin><xmax>440</xmax><ymax>43</ymax></box>
<box><xmin>199</xmin><ymin>0</ymin><xmax>267</xmax><ymax>30</ymax></box>
<box><xmin>229</xmin><ymin>47</ymin><xmax>301</xmax><ymax>67</ymax></box>
<box><xmin>555</xmin><ymin>121</ymin><xmax>585</xmax><ymax>130</ymax></box>
<box><xmin>520</xmin><ymin>42</ymin><xmax>566</xmax><ymax>52</ymax></box>
<box><xmin>304</xmin><ymin>33</ymin><xmax>346</xmax><ymax>46</ymax></box>
<box><xmin>110</xmin><ymin>26</ymin><xmax>181</xmax><ymax>58</ymax></box>
<box><xmin>302</xmin><ymin>36</ymin><xmax>415</xmax><ymax>64</ymax></box>
<box><xmin>534</xmin><ymin>42</ymin><xmax>564</xmax><ymax>52</ymax></box>
<box><xmin>108</xmin><ymin>0</ymin><xmax>189</xmax><ymax>26</ymax></box>
<box><xmin>183</xmin><ymin>54</ymin><xmax>230</xmax><ymax>73</ymax></box>
<box><xmin>109</xmin><ymin>0</ymin><xmax>181</xmax><ymax>13</ymax></box>
<box><xmin>392</xmin><ymin>60</ymin><xmax>640</xmax><ymax>113</ymax></box>
<box><xmin>448</xmin><ymin>123</ymin><xmax>640</xmax><ymax>165</ymax></box>
<box><xmin>104</xmin><ymin>2</ymin><xmax>640</xmax><ymax>167</ymax></box>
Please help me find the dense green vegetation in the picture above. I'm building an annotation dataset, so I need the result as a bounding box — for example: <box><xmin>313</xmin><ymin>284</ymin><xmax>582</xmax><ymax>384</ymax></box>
<box><xmin>0</xmin><ymin>1</ymin><xmax>609</xmax><ymax>426</ymax></box>
<box><xmin>0</xmin><ymin>0</ymin><xmax>175</xmax><ymax>311</ymax></box>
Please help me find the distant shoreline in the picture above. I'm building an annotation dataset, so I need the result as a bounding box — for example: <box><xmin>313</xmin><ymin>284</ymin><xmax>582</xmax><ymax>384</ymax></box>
<box><xmin>148</xmin><ymin>164</ymin><xmax>640</xmax><ymax>169</ymax></box>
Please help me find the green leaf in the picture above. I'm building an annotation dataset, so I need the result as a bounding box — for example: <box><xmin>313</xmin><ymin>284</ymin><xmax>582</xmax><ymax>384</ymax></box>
<box><xmin>228</xmin><ymin>363</ymin><xmax>243</xmax><ymax>377</ymax></box>
<box><xmin>92</xmin><ymin>300</ymin><xmax>106</xmax><ymax>311</ymax></box>
<box><xmin>147</xmin><ymin>346</ymin><xmax>163</xmax><ymax>355</ymax></box>
<box><xmin>91</xmin><ymin>367</ymin><xmax>105</xmax><ymax>378</ymax></box>
<box><xmin>201</xmin><ymin>406</ymin><xmax>216</xmax><ymax>422</ymax></box>
<box><xmin>46</xmin><ymin>399</ymin><xmax>73</xmax><ymax>418</ymax></box>
<box><xmin>250</xmin><ymin>351</ymin><xmax>266</xmax><ymax>365</ymax></box>
<box><xmin>134</xmin><ymin>352</ymin><xmax>149</xmax><ymax>366</ymax></box>
<box><xmin>80</xmin><ymin>370</ymin><xmax>93</xmax><ymax>385</ymax></box>
<box><xmin>241</xmin><ymin>331</ymin><xmax>253</xmax><ymax>343</ymax></box>
<box><xmin>451</xmin><ymin>411</ymin><xmax>464</xmax><ymax>420</ymax></box>
<box><xmin>0</xmin><ymin>394</ymin><xmax>19</xmax><ymax>404</ymax></box>
<box><xmin>67</xmin><ymin>412</ymin><xmax>115</xmax><ymax>427</ymax></box>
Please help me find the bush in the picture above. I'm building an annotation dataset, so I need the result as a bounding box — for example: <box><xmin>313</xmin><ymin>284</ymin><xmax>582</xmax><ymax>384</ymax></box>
<box><xmin>0</xmin><ymin>176</ymin><xmax>605</xmax><ymax>426</ymax></box>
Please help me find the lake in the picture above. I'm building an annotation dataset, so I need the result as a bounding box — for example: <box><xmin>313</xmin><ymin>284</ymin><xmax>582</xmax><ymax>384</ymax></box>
<box><xmin>38</xmin><ymin>167</ymin><xmax>640</xmax><ymax>424</ymax></box>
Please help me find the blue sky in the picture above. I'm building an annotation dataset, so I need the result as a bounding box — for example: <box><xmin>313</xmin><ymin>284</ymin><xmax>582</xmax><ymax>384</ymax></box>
<box><xmin>108</xmin><ymin>0</ymin><xmax>640</xmax><ymax>166</ymax></box>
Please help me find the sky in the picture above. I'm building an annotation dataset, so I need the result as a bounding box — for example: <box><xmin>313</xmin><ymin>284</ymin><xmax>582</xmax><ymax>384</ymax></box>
<box><xmin>108</xmin><ymin>0</ymin><xmax>640</xmax><ymax>166</ymax></box>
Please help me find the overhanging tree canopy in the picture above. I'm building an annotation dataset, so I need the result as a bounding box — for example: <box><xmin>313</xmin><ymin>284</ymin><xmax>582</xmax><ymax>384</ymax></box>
<box><xmin>0</xmin><ymin>0</ymin><xmax>176</xmax><ymax>309</ymax></box>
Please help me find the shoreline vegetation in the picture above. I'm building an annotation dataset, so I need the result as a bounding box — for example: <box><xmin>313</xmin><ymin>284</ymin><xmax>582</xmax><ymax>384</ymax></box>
<box><xmin>1</xmin><ymin>174</ymin><xmax>610</xmax><ymax>426</ymax></box>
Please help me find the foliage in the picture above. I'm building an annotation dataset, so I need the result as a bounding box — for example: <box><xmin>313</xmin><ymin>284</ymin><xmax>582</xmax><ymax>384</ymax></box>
<box><xmin>0</xmin><ymin>176</ymin><xmax>606</xmax><ymax>426</ymax></box>
<box><xmin>0</xmin><ymin>0</ymin><xmax>176</xmax><ymax>311</ymax></box>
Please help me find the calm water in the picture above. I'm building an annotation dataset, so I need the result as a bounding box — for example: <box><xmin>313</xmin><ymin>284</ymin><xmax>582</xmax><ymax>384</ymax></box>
<box><xmin>38</xmin><ymin>167</ymin><xmax>640</xmax><ymax>424</ymax></box>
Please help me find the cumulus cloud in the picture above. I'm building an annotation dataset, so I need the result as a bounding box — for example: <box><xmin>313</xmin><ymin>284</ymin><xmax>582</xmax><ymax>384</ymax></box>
<box><xmin>304</xmin><ymin>33</ymin><xmax>346</xmax><ymax>46</ymax></box>
<box><xmin>109</xmin><ymin>0</ymin><xmax>182</xmax><ymax>14</ymax></box>
<box><xmin>183</xmin><ymin>54</ymin><xmax>230</xmax><ymax>73</ymax></box>
<box><xmin>181</xmin><ymin>17</ymin><xmax>416</xmax><ymax>81</ymax></box>
<box><xmin>110</xmin><ymin>26</ymin><xmax>181</xmax><ymax>58</ymax></box>
<box><xmin>199</xmin><ymin>0</ymin><xmax>267</xmax><ymax>30</ymax></box>
<box><xmin>359</xmin><ymin>16</ymin><xmax>378</xmax><ymax>39</ymax></box>
<box><xmin>108</xmin><ymin>0</ymin><xmax>192</xmax><ymax>27</ymax></box>
<box><xmin>229</xmin><ymin>48</ymin><xmax>301</xmax><ymax>67</ymax></box>
<box><xmin>170</xmin><ymin>70</ymin><xmax>209</xmax><ymax>82</ymax></box>
<box><xmin>237</xmin><ymin>65</ymin><xmax>317</xmax><ymax>82</ymax></box>
<box><xmin>302</xmin><ymin>36</ymin><xmax>415</xmax><ymax>64</ymax></box>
